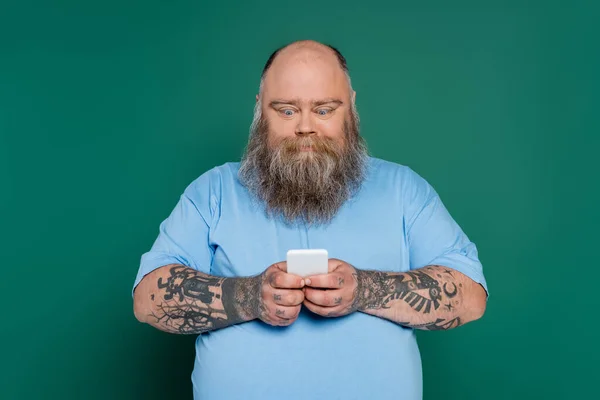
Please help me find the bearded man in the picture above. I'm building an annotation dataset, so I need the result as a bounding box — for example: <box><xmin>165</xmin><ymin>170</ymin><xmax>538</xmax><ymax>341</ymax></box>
<box><xmin>132</xmin><ymin>40</ymin><xmax>488</xmax><ymax>400</ymax></box>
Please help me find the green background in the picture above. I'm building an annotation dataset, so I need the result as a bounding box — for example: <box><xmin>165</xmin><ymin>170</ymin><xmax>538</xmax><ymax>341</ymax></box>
<box><xmin>1</xmin><ymin>0</ymin><xmax>598</xmax><ymax>399</ymax></box>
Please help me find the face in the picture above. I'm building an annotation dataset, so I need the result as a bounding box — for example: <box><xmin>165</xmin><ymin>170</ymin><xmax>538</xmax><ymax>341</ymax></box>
<box><xmin>239</xmin><ymin>47</ymin><xmax>368</xmax><ymax>226</ymax></box>
<box><xmin>260</xmin><ymin>51</ymin><xmax>353</xmax><ymax>150</ymax></box>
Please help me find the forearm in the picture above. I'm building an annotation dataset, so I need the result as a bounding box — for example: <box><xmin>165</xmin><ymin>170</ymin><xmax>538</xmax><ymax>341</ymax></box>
<box><xmin>134</xmin><ymin>264</ymin><xmax>261</xmax><ymax>334</ymax></box>
<box><xmin>354</xmin><ymin>265</ymin><xmax>486</xmax><ymax>330</ymax></box>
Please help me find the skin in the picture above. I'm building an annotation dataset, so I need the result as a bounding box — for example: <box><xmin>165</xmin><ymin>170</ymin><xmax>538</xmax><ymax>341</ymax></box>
<box><xmin>302</xmin><ymin>259</ymin><xmax>487</xmax><ymax>330</ymax></box>
<box><xmin>134</xmin><ymin>262</ymin><xmax>306</xmax><ymax>333</ymax></box>
<box><xmin>258</xmin><ymin>41</ymin><xmax>355</xmax><ymax>150</ymax></box>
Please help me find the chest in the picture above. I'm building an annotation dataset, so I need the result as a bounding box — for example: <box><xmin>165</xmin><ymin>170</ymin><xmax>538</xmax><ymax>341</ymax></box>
<box><xmin>208</xmin><ymin>187</ymin><xmax>409</xmax><ymax>277</ymax></box>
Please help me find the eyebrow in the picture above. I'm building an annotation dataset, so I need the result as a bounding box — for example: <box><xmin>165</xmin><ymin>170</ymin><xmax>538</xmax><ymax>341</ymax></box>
<box><xmin>268</xmin><ymin>98</ymin><xmax>344</xmax><ymax>108</ymax></box>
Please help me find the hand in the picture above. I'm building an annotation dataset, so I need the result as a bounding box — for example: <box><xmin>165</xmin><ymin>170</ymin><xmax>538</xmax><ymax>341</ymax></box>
<box><xmin>256</xmin><ymin>262</ymin><xmax>306</xmax><ymax>326</ymax></box>
<box><xmin>303</xmin><ymin>258</ymin><xmax>360</xmax><ymax>318</ymax></box>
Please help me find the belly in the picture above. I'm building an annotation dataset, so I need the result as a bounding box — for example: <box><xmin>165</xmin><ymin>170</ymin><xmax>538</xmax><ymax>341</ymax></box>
<box><xmin>192</xmin><ymin>310</ymin><xmax>423</xmax><ymax>400</ymax></box>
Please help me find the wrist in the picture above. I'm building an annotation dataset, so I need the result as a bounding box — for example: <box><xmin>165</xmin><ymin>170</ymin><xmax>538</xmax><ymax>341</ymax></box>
<box><xmin>221</xmin><ymin>275</ymin><xmax>262</xmax><ymax>323</ymax></box>
<box><xmin>352</xmin><ymin>269</ymin><xmax>391</xmax><ymax>312</ymax></box>
<box><xmin>352</xmin><ymin>268</ymin><xmax>368</xmax><ymax>312</ymax></box>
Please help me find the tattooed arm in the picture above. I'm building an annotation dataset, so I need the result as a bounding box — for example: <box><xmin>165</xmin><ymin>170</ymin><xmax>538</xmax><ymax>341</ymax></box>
<box><xmin>303</xmin><ymin>260</ymin><xmax>487</xmax><ymax>330</ymax></box>
<box><xmin>133</xmin><ymin>262</ymin><xmax>305</xmax><ymax>334</ymax></box>
<box><xmin>353</xmin><ymin>265</ymin><xmax>487</xmax><ymax>330</ymax></box>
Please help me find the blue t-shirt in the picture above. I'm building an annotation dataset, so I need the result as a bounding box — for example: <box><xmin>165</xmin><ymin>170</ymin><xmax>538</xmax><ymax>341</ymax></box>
<box><xmin>132</xmin><ymin>157</ymin><xmax>488</xmax><ymax>400</ymax></box>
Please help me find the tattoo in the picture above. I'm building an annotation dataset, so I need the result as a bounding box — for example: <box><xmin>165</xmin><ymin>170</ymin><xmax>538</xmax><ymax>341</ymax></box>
<box><xmin>338</xmin><ymin>277</ymin><xmax>345</xmax><ymax>287</ymax></box>
<box><xmin>443</xmin><ymin>282</ymin><xmax>458</xmax><ymax>298</ymax></box>
<box><xmin>152</xmin><ymin>266</ymin><xmax>227</xmax><ymax>334</ymax></box>
<box><xmin>353</xmin><ymin>265</ymin><xmax>472</xmax><ymax>330</ymax></box>
<box><xmin>334</xmin><ymin>296</ymin><xmax>342</xmax><ymax>305</ymax></box>
<box><xmin>355</xmin><ymin>270</ymin><xmax>443</xmax><ymax>313</ymax></box>
<box><xmin>349</xmin><ymin>271</ymin><xmax>361</xmax><ymax>312</ymax></box>
<box><xmin>276</xmin><ymin>309</ymin><xmax>285</xmax><ymax>316</ymax></box>
<box><xmin>399</xmin><ymin>317</ymin><xmax>462</xmax><ymax>331</ymax></box>
<box><xmin>157</xmin><ymin>267</ymin><xmax>222</xmax><ymax>303</ymax></box>
<box><xmin>150</xmin><ymin>265</ymin><xmax>263</xmax><ymax>334</ymax></box>
<box><xmin>274</xmin><ymin>294</ymin><xmax>282</xmax><ymax>301</ymax></box>
<box><xmin>222</xmin><ymin>275</ymin><xmax>264</xmax><ymax>323</ymax></box>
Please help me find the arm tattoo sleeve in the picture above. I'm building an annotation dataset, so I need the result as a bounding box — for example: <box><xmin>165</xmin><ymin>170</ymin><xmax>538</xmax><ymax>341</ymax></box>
<box><xmin>354</xmin><ymin>266</ymin><xmax>480</xmax><ymax>331</ymax></box>
<box><xmin>148</xmin><ymin>265</ymin><xmax>261</xmax><ymax>334</ymax></box>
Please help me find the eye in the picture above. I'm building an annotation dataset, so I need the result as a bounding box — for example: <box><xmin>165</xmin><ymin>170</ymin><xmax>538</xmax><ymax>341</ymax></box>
<box><xmin>280</xmin><ymin>109</ymin><xmax>295</xmax><ymax>117</ymax></box>
<box><xmin>316</xmin><ymin>108</ymin><xmax>331</xmax><ymax>116</ymax></box>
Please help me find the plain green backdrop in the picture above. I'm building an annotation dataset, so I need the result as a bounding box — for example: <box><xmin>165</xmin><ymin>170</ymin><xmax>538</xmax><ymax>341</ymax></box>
<box><xmin>1</xmin><ymin>1</ymin><xmax>598</xmax><ymax>399</ymax></box>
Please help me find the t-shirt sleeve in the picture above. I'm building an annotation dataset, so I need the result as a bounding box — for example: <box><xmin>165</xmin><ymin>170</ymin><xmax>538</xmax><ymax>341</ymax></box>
<box><xmin>403</xmin><ymin>167</ymin><xmax>489</xmax><ymax>298</ymax></box>
<box><xmin>131</xmin><ymin>173</ymin><xmax>217</xmax><ymax>297</ymax></box>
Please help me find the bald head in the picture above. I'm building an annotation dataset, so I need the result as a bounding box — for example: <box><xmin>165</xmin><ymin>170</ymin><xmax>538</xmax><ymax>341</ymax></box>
<box><xmin>260</xmin><ymin>41</ymin><xmax>350</xmax><ymax>85</ymax></box>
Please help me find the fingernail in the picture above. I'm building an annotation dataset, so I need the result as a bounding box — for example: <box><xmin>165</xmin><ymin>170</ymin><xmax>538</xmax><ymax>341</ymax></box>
<box><xmin>301</xmin><ymin>279</ymin><xmax>305</xmax><ymax>287</ymax></box>
<box><xmin>305</xmin><ymin>278</ymin><xmax>312</xmax><ymax>285</ymax></box>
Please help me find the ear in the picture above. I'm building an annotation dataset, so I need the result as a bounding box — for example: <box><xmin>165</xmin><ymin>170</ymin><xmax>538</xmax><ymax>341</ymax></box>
<box><xmin>351</xmin><ymin>90</ymin><xmax>356</xmax><ymax>104</ymax></box>
<box><xmin>256</xmin><ymin>94</ymin><xmax>259</xmax><ymax>103</ymax></box>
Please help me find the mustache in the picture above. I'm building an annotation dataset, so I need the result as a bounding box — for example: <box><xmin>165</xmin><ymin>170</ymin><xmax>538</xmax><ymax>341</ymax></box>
<box><xmin>277</xmin><ymin>136</ymin><xmax>342</xmax><ymax>155</ymax></box>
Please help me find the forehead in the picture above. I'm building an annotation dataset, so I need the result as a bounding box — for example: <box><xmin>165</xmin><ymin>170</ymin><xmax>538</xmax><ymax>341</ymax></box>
<box><xmin>262</xmin><ymin>49</ymin><xmax>349</xmax><ymax>102</ymax></box>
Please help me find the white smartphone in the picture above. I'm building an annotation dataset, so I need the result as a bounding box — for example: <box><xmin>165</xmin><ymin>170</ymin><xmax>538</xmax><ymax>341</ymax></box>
<box><xmin>286</xmin><ymin>249</ymin><xmax>329</xmax><ymax>277</ymax></box>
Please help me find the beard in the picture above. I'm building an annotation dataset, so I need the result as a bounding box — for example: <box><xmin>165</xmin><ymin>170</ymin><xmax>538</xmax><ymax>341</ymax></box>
<box><xmin>238</xmin><ymin>102</ymin><xmax>368</xmax><ymax>226</ymax></box>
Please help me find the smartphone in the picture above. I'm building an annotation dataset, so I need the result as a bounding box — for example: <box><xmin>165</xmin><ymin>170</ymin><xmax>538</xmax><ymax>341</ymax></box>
<box><xmin>286</xmin><ymin>249</ymin><xmax>329</xmax><ymax>277</ymax></box>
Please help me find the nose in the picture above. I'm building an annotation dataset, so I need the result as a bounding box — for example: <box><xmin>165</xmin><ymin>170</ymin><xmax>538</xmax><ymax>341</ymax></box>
<box><xmin>295</xmin><ymin>112</ymin><xmax>316</xmax><ymax>137</ymax></box>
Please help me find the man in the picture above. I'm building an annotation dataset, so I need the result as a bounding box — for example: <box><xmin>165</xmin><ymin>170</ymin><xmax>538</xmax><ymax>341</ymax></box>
<box><xmin>132</xmin><ymin>40</ymin><xmax>488</xmax><ymax>399</ymax></box>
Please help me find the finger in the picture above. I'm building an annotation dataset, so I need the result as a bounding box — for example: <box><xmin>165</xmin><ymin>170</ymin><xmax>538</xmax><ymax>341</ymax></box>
<box><xmin>272</xmin><ymin>290</ymin><xmax>305</xmax><ymax>306</ymax></box>
<box><xmin>263</xmin><ymin>310</ymin><xmax>294</xmax><ymax>326</ymax></box>
<box><xmin>304</xmin><ymin>288</ymin><xmax>344</xmax><ymax>307</ymax></box>
<box><xmin>303</xmin><ymin>299</ymin><xmax>340</xmax><ymax>318</ymax></box>
<box><xmin>270</xmin><ymin>271</ymin><xmax>305</xmax><ymax>289</ymax></box>
<box><xmin>304</xmin><ymin>273</ymin><xmax>344</xmax><ymax>289</ymax></box>
<box><xmin>302</xmin><ymin>299</ymin><xmax>323</xmax><ymax>315</ymax></box>
<box><xmin>272</xmin><ymin>305</ymin><xmax>301</xmax><ymax>320</ymax></box>
<box><xmin>265</xmin><ymin>316</ymin><xmax>292</xmax><ymax>327</ymax></box>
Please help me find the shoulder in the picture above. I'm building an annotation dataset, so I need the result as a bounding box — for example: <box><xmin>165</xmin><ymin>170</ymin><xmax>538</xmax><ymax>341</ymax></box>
<box><xmin>181</xmin><ymin>162</ymin><xmax>240</xmax><ymax>207</ymax></box>
<box><xmin>366</xmin><ymin>156</ymin><xmax>436</xmax><ymax>200</ymax></box>
<box><xmin>186</xmin><ymin>162</ymin><xmax>239</xmax><ymax>190</ymax></box>
<box><xmin>365</xmin><ymin>156</ymin><xmax>422</xmax><ymax>185</ymax></box>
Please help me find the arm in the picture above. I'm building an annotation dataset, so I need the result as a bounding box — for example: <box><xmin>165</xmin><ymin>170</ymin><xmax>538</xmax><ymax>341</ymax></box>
<box><xmin>354</xmin><ymin>265</ymin><xmax>487</xmax><ymax>330</ymax></box>
<box><xmin>134</xmin><ymin>263</ymin><xmax>305</xmax><ymax>334</ymax></box>
<box><xmin>134</xmin><ymin>264</ymin><xmax>261</xmax><ymax>334</ymax></box>
<box><xmin>303</xmin><ymin>259</ymin><xmax>486</xmax><ymax>330</ymax></box>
